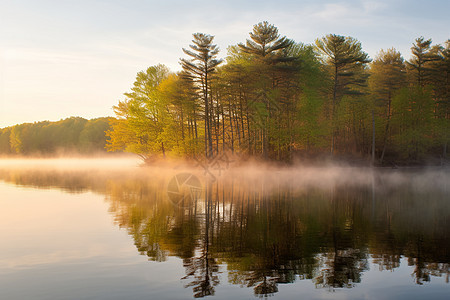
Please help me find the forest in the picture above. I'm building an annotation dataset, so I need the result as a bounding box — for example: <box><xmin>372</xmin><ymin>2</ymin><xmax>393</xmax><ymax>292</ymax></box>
<box><xmin>106</xmin><ymin>21</ymin><xmax>449</xmax><ymax>165</ymax></box>
<box><xmin>1</xmin><ymin>22</ymin><xmax>448</xmax><ymax>164</ymax></box>
<box><xmin>0</xmin><ymin>117</ymin><xmax>110</xmax><ymax>155</ymax></box>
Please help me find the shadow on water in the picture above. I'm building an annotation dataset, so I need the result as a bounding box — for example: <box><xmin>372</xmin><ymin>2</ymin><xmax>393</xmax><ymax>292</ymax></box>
<box><xmin>0</xmin><ymin>163</ymin><xmax>449</xmax><ymax>297</ymax></box>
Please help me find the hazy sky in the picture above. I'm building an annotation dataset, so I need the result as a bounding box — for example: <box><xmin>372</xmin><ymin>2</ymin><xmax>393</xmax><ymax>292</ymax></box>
<box><xmin>1</xmin><ymin>0</ymin><xmax>449</xmax><ymax>128</ymax></box>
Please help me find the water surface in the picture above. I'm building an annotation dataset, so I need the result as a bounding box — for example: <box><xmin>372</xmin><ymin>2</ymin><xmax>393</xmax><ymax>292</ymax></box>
<box><xmin>0</xmin><ymin>159</ymin><xmax>448</xmax><ymax>299</ymax></box>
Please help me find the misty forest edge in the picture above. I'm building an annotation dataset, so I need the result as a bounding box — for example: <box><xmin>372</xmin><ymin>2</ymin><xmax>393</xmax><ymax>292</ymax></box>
<box><xmin>1</xmin><ymin>22</ymin><xmax>449</xmax><ymax>166</ymax></box>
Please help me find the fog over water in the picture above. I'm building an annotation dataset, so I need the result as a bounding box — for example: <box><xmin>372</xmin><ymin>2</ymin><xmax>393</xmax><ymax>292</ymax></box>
<box><xmin>0</xmin><ymin>157</ymin><xmax>448</xmax><ymax>192</ymax></box>
<box><xmin>0</xmin><ymin>157</ymin><xmax>448</xmax><ymax>299</ymax></box>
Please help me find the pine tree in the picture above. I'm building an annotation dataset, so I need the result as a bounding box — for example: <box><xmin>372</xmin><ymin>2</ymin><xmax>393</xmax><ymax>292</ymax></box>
<box><xmin>369</xmin><ymin>48</ymin><xmax>406</xmax><ymax>163</ymax></box>
<box><xmin>180</xmin><ymin>33</ymin><xmax>222</xmax><ymax>158</ymax></box>
<box><xmin>315</xmin><ymin>34</ymin><xmax>371</xmax><ymax>154</ymax></box>
<box><xmin>407</xmin><ymin>37</ymin><xmax>433</xmax><ymax>87</ymax></box>
<box><xmin>238</xmin><ymin>21</ymin><xmax>294</xmax><ymax>158</ymax></box>
<box><xmin>238</xmin><ymin>21</ymin><xmax>292</xmax><ymax>61</ymax></box>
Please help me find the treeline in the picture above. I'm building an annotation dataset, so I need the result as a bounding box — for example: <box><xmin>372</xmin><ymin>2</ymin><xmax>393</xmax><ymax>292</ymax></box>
<box><xmin>105</xmin><ymin>21</ymin><xmax>448</xmax><ymax>163</ymax></box>
<box><xmin>0</xmin><ymin>117</ymin><xmax>111</xmax><ymax>155</ymax></box>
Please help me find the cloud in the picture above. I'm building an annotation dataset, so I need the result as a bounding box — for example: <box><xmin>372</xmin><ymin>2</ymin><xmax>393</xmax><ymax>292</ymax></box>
<box><xmin>362</xmin><ymin>0</ymin><xmax>388</xmax><ymax>13</ymax></box>
<box><xmin>314</xmin><ymin>3</ymin><xmax>353</xmax><ymax>20</ymax></box>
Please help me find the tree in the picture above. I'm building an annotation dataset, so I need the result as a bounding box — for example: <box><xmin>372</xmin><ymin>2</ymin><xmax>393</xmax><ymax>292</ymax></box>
<box><xmin>369</xmin><ymin>48</ymin><xmax>406</xmax><ymax>163</ymax></box>
<box><xmin>390</xmin><ymin>86</ymin><xmax>434</xmax><ymax>161</ymax></box>
<box><xmin>181</xmin><ymin>33</ymin><xmax>223</xmax><ymax>158</ymax></box>
<box><xmin>406</xmin><ymin>38</ymin><xmax>449</xmax><ymax>160</ymax></box>
<box><xmin>238</xmin><ymin>21</ymin><xmax>292</xmax><ymax>60</ymax></box>
<box><xmin>106</xmin><ymin>64</ymin><xmax>178</xmax><ymax>161</ymax></box>
<box><xmin>407</xmin><ymin>37</ymin><xmax>433</xmax><ymax>87</ymax></box>
<box><xmin>427</xmin><ymin>40</ymin><xmax>450</xmax><ymax>158</ymax></box>
<box><xmin>315</xmin><ymin>34</ymin><xmax>371</xmax><ymax>154</ymax></box>
<box><xmin>0</xmin><ymin>117</ymin><xmax>111</xmax><ymax>155</ymax></box>
<box><xmin>216</xmin><ymin>46</ymin><xmax>255</xmax><ymax>156</ymax></box>
<box><xmin>238</xmin><ymin>21</ymin><xmax>295</xmax><ymax>159</ymax></box>
<box><xmin>158</xmin><ymin>73</ymin><xmax>202</xmax><ymax>156</ymax></box>
<box><xmin>0</xmin><ymin>128</ymin><xmax>12</xmax><ymax>155</ymax></box>
<box><xmin>100</xmin><ymin>28</ymin><xmax>447</xmax><ymax>164</ymax></box>
<box><xmin>79</xmin><ymin>118</ymin><xmax>111</xmax><ymax>153</ymax></box>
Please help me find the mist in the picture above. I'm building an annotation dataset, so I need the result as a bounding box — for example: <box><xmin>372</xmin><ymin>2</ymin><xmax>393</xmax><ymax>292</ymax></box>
<box><xmin>0</xmin><ymin>157</ymin><xmax>448</xmax><ymax>195</ymax></box>
<box><xmin>1</xmin><ymin>157</ymin><xmax>448</xmax><ymax>299</ymax></box>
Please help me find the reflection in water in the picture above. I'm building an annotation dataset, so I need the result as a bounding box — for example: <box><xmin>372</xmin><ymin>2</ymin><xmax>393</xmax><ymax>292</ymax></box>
<box><xmin>0</xmin><ymin>164</ymin><xmax>449</xmax><ymax>297</ymax></box>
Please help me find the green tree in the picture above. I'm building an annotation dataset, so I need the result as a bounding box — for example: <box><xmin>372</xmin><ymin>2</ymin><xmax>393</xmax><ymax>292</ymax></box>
<box><xmin>107</xmin><ymin>64</ymin><xmax>180</xmax><ymax>161</ymax></box>
<box><xmin>0</xmin><ymin>128</ymin><xmax>12</xmax><ymax>155</ymax></box>
<box><xmin>238</xmin><ymin>21</ymin><xmax>292</xmax><ymax>60</ymax></box>
<box><xmin>9</xmin><ymin>126</ymin><xmax>23</xmax><ymax>154</ymax></box>
<box><xmin>1</xmin><ymin>118</ymin><xmax>112</xmax><ymax>155</ymax></box>
<box><xmin>52</xmin><ymin>117</ymin><xmax>87</xmax><ymax>152</ymax></box>
<box><xmin>407</xmin><ymin>37</ymin><xmax>433</xmax><ymax>87</ymax></box>
<box><xmin>315</xmin><ymin>34</ymin><xmax>371</xmax><ymax>154</ymax></box>
<box><xmin>428</xmin><ymin>40</ymin><xmax>450</xmax><ymax>158</ymax></box>
<box><xmin>390</xmin><ymin>87</ymin><xmax>435</xmax><ymax>161</ymax></box>
<box><xmin>369</xmin><ymin>48</ymin><xmax>407</xmax><ymax>163</ymax></box>
<box><xmin>181</xmin><ymin>33</ymin><xmax>222</xmax><ymax>158</ymax></box>
<box><xmin>158</xmin><ymin>73</ymin><xmax>203</xmax><ymax>156</ymax></box>
<box><xmin>100</xmin><ymin>28</ymin><xmax>446</xmax><ymax>164</ymax></box>
<box><xmin>238</xmin><ymin>21</ymin><xmax>295</xmax><ymax>159</ymax></box>
<box><xmin>219</xmin><ymin>45</ymin><xmax>257</xmax><ymax>155</ymax></box>
<box><xmin>405</xmin><ymin>37</ymin><xmax>449</xmax><ymax>160</ymax></box>
<box><xmin>79</xmin><ymin>118</ymin><xmax>111</xmax><ymax>153</ymax></box>
<box><xmin>288</xmin><ymin>43</ymin><xmax>329</xmax><ymax>155</ymax></box>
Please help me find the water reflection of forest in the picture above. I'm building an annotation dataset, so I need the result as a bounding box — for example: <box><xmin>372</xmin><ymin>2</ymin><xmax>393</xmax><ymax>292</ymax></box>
<box><xmin>1</xmin><ymin>166</ymin><xmax>449</xmax><ymax>297</ymax></box>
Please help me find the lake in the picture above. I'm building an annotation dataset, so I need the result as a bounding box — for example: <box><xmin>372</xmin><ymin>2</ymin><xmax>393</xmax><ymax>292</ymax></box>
<box><xmin>0</xmin><ymin>158</ymin><xmax>449</xmax><ymax>299</ymax></box>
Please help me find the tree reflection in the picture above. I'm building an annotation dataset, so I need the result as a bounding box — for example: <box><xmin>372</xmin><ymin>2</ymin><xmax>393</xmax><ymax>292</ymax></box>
<box><xmin>181</xmin><ymin>180</ymin><xmax>220</xmax><ymax>298</ymax></box>
<box><xmin>0</xmin><ymin>167</ymin><xmax>448</xmax><ymax>297</ymax></box>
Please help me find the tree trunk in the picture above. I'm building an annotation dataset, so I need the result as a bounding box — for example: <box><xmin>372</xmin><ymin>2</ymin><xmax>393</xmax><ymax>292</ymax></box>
<box><xmin>380</xmin><ymin>99</ymin><xmax>392</xmax><ymax>164</ymax></box>
<box><xmin>372</xmin><ymin>109</ymin><xmax>375</xmax><ymax>164</ymax></box>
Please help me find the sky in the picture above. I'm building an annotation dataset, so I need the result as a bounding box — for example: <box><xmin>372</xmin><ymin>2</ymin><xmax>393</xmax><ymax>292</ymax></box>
<box><xmin>0</xmin><ymin>0</ymin><xmax>449</xmax><ymax>128</ymax></box>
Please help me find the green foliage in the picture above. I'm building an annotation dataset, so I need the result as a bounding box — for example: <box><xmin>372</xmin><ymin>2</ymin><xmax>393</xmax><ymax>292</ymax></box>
<box><xmin>295</xmin><ymin>86</ymin><xmax>330</xmax><ymax>151</ymax></box>
<box><xmin>79</xmin><ymin>118</ymin><xmax>111</xmax><ymax>152</ymax></box>
<box><xmin>369</xmin><ymin>48</ymin><xmax>407</xmax><ymax>162</ymax></box>
<box><xmin>370</xmin><ymin>48</ymin><xmax>406</xmax><ymax>103</ymax></box>
<box><xmin>106</xmin><ymin>65</ymin><xmax>198</xmax><ymax>160</ymax></box>
<box><xmin>315</xmin><ymin>34</ymin><xmax>371</xmax><ymax>154</ymax></box>
<box><xmin>315</xmin><ymin>34</ymin><xmax>371</xmax><ymax>100</ymax></box>
<box><xmin>0</xmin><ymin>117</ymin><xmax>111</xmax><ymax>155</ymax></box>
<box><xmin>290</xmin><ymin>43</ymin><xmax>330</xmax><ymax>152</ymax></box>
<box><xmin>407</xmin><ymin>37</ymin><xmax>433</xmax><ymax>86</ymax></box>
<box><xmin>238</xmin><ymin>21</ymin><xmax>293</xmax><ymax>61</ymax></box>
<box><xmin>234</xmin><ymin>22</ymin><xmax>298</xmax><ymax>159</ymax></box>
<box><xmin>390</xmin><ymin>87</ymin><xmax>435</xmax><ymax>160</ymax></box>
<box><xmin>102</xmin><ymin>25</ymin><xmax>448</xmax><ymax>164</ymax></box>
<box><xmin>0</xmin><ymin>128</ymin><xmax>12</xmax><ymax>154</ymax></box>
<box><xmin>336</xmin><ymin>95</ymin><xmax>373</xmax><ymax>154</ymax></box>
<box><xmin>1</xmin><ymin>23</ymin><xmax>444</xmax><ymax>163</ymax></box>
<box><xmin>180</xmin><ymin>33</ymin><xmax>223</xmax><ymax>158</ymax></box>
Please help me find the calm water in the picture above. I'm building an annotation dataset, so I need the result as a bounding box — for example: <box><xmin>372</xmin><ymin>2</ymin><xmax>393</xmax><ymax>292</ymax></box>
<box><xmin>0</xmin><ymin>159</ymin><xmax>449</xmax><ymax>299</ymax></box>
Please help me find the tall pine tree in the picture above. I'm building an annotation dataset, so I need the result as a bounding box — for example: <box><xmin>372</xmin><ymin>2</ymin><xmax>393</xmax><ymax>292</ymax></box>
<box><xmin>181</xmin><ymin>33</ymin><xmax>222</xmax><ymax>158</ymax></box>
<box><xmin>315</xmin><ymin>34</ymin><xmax>371</xmax><ymax>154</ymax></box>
